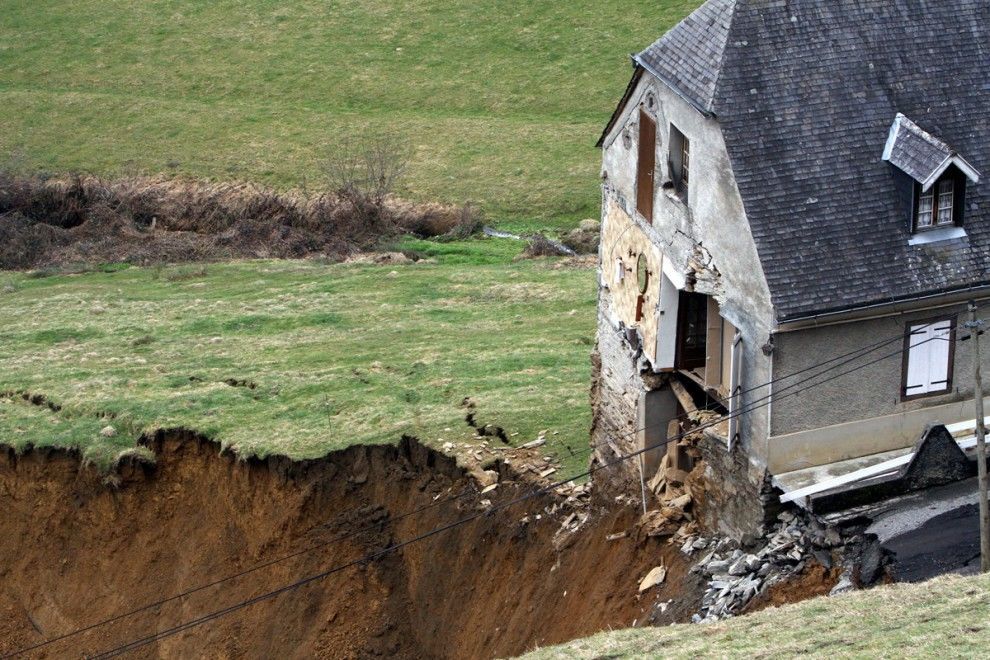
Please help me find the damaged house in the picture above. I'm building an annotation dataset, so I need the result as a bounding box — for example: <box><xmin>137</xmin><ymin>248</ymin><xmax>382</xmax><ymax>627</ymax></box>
<box><xmin>593</xmin><ymin>0</ymin><xmax>990</xmax><ymax>539</ymax></box>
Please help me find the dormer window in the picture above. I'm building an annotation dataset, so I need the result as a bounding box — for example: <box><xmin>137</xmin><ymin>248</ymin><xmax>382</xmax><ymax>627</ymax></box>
<box><xmin>915</xmin><ymin>177</ymin><xmax>955</xmax><ymax>231</ymax></box>
<box><xmin>882</xmin><ymin>113</ymin><xmax>980</xmax><ymax>237</ymax></box>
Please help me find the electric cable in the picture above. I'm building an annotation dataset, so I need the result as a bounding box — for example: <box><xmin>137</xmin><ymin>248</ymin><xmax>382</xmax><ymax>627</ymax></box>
<box><xmin>7</xmin><ymin>316</ymin><xmax>980</xmax><ymax>658</ymax></box>
<box><xmin>85</xmin><ymin>324</ymin><xmax>976</xmax><ymax>658</ymax></box>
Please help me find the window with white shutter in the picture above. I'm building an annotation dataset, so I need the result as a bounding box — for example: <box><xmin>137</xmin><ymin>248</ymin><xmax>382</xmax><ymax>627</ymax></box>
<box><xmin>902</xmin><ymin>318</ymin><xmax>955</xmax><ymax>399</ymax></box>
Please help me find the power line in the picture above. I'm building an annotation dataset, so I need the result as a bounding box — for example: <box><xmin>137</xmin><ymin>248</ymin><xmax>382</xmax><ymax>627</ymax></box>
<box><xmin>9</xmin><ymin>315</ymin><xmax>978</xmax><ymax>658</ymax></box>
<box><xmin>87</xmin><ymin>324</ymin><xmax>972</xmax><ymax>659</ymax></box>
<box><xmin>0</xmin><ymin>482</ymin><xmax>481</xmax><ymax>659</ymax></box>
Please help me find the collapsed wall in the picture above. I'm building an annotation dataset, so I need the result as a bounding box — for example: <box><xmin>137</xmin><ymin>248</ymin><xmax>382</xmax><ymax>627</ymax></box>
<box><xmin>0</xmin><ymin>431</ymin><xmax>700</xmax><ymax>659</ymax></box>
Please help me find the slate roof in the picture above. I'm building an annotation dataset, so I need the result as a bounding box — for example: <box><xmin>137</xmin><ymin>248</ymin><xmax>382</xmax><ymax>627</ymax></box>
<box><xmin>634</xmin><ymin>0</ymin><xmax>736</xmax><ymax>116</ymax></box>
<box><xmin>883</xmin><ymin>113</ymin><xmax>980</xmax><ymax>191</ymax></box>
<box><xmin>628</xmin><ymin>0</ymin><xmax>990</xmax><ymax>322</ymax></box>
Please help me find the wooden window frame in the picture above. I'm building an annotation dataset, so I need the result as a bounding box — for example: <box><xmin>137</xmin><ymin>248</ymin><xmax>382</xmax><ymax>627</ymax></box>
<box><xmin>913</xmin><ymin>174</ymin><xmax>962</xmax><ymax>232</ymax></box>
<box><xmin>900</xmin><ymin>315</ymin><xmax>956</xmax><ymax>401</ymax></box>
<box><xmin>668</xmin><ymin>124</ymin><xmax>690</xmax><ymax>203</ymax></box>
<box><xmin>680</xmin><ymin>135</ymin><xmax>690</xmax><ymax>191</ymax></box>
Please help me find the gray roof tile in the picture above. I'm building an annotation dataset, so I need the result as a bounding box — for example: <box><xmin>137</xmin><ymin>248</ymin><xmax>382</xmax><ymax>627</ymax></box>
<box><xmin>883</xmin><ymin>113</ymin><xmax>980</xmax><ymax>190</ymax></box>
<box><xmin>633</xmin><ymin>0</ymin><xmax>990</xmax><ymax>322</ymax></box>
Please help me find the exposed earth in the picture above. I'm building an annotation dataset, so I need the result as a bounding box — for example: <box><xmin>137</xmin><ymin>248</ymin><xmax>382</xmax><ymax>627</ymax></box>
<box><xmin>0</xmin><ymin>433</ymin><xmax>703</xmax><ymax>658</ymax></box>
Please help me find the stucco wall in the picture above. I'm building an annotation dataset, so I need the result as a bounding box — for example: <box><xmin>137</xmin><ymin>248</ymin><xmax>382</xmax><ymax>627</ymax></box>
<box><xmin>772</xmin><ymin>303</ymin><xmax>990</xmax><ymax>434</ymax></box>
<box><xmin>769</xmin><ymin>302</ymin><xmax>990</xmax><ymax>470</ymax></box>
<box><xmin>597</xmin><ymin>70</ymin><xmax>775</xmax><ymax>467</ymax></box>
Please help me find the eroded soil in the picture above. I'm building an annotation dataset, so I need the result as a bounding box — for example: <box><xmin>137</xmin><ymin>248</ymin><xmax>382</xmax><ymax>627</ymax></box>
<box><xmin>0</xmin><ymin>432</ymin><xmax>697</xmax><ymax>658</ymax></box>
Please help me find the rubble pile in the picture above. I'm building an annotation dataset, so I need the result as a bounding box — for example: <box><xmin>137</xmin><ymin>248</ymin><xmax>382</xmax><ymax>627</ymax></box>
<box><xmin>684</xmin><ymin>511</ymin><xmax>847</xmax><ymax>622</ymax></box>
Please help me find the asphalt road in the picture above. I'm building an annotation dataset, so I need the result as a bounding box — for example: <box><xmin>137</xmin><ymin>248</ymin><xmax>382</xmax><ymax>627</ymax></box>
<box><xmin>868</xmin><ymin>477</ymin><xmax>983</xmax><ymax>582</ymax></box>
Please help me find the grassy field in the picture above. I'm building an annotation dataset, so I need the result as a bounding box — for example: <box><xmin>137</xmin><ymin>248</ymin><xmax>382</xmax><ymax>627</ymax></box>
<box><xmin>0</xmin><ymin>241</ymin><xmax>597</xmax><ymax>470</ymax></box>
<box><xmin>0</xmin><ymin>0</ymin><xmax>699</xmax><ymax>232</ymax></box>
<box><xmin>524</xmin><ymin>571</ymin><xmax>990</xmax><ymax>659</ymax></box>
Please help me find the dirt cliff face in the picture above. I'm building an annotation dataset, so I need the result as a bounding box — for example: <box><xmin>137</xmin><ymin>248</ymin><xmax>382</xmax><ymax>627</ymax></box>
<box><xmin>0</xmin><ymin>432</ymin><xmax>696</xmax><ymax>659</ymax></box>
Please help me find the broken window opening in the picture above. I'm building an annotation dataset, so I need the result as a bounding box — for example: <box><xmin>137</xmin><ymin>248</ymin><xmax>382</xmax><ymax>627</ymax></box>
<box><xmin>675</xmin><ymin>291</ymin><xmax>708</xmax><ymax>372</ymax></box>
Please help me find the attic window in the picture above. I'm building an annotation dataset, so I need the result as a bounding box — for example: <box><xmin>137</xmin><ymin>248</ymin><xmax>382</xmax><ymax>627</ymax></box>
<box><xmin>915</xmin><ymin>178</ymin><xmax>954</xmax><ymax>230</ymax></box>
<box><xmin>913</xmin><ymin>173</ymin><xmax>964</xmax><ymax>233</ymax></box>
<box><xmin>882</xmin><ymin>113</ymin><xmax>981</xmax><ymax>235</ymax></box>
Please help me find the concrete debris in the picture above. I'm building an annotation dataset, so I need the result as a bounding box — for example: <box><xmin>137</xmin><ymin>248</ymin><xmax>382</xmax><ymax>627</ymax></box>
<box><xmin>481</xmin><ymin>483</ymin><xmax>498</xmax><ymax>494</ymax></box>
<box><xmin>519</xmin><ymin>438</ymin><xmax>546</xmax><ymax>449</ymax></box>
<box><xmin>829</xmin><ymin>572</ymin><xmax>855</xmax><ymax>596</ymax></box>
<box><xmin>553</xmin><ymin>510</ymin><xmax>590</xmax><ymax>549</ymax></box>
<box><xmin>606</xmin><ymin>532</ymin><xmax>627</xmax><ymax>542</ymax></box>
<box><xmin>538</xmin><ymin>467</ymin><xmax>557</xmax><ymax>478</ymax></box>
<box><xmin>638</xmin><ymin>564</ymin><xmax>667</xmax><ymax>593</ymax></box>
<box><xmin>690</xmin><ymin>513</ymin><xmax>856</xmax><ymax>623</ymax></box>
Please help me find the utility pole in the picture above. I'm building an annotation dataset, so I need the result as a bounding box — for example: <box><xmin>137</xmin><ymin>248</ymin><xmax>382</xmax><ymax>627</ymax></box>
<box><xmin>967</xmin><ymin>301</ymin><xmax>989</xmax><ymax>573</ymax></box>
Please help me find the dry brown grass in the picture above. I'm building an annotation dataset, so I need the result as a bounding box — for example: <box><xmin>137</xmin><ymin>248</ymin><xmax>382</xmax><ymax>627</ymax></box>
<box><xmin>0</xmin><ymin>172</ymin><xmax>479</xmax><ymax>269</ymax></box>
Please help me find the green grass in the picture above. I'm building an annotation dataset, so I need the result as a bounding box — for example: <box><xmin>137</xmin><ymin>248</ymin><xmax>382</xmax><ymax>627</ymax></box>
<box><xmin>523</xmin><ymin>572</ymin><xmax>990</xmax><ymax>659</ymax></box>
<box><xmin>0</xmin><ymin>242</ymin><xmax>597</xmax><ymax>470</ymax></box>
<box><xmin>0</xmin><ymin>0</ymin><xmax>700</xmax><ymax>232</ymax></box>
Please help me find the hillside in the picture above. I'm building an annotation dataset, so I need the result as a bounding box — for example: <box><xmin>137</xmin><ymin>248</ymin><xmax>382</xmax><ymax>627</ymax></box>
<box><xmin>523</xmin><ymin>571</ymin><xmax>990</xmax><ymax>659</ymax></box>
<box><xmin>0</xmin><ymin>243</ymin><xmax>596</xmax><ymax>472</ymax></box>
<box><xmin>0</xmin><ymin>0</ymin><xmax>700</xmax><ymax>232</ymax></box>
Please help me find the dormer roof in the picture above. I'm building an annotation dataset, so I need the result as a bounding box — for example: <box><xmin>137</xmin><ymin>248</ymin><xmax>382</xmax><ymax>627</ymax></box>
<box><xmin>601</xmin><ymin>0</ymin><xmax>990</xmax><ymax>322</ymax></box>
<box><xmin>883</xmin><ymin>113</ymin><xmax>981</xmax><ymax>191</ymax></box>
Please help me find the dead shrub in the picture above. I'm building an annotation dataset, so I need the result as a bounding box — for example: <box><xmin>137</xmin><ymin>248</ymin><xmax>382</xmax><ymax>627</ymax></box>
<box><xmin>0</xmin><ymin>149</ymin><xmax>474</xmax><ymax>270</ymax></box>
<box><xmin>323</xmin><ymin>135</ymin><xmax>410</xmax><ymax>230</ymax></box>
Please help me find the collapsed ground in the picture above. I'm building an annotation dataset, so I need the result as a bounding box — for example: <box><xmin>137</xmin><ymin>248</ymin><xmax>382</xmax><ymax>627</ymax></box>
<box><xmin>0</xmin><ymin>432</ymin><xmax>703</xmax><ymax>658</ymax></box>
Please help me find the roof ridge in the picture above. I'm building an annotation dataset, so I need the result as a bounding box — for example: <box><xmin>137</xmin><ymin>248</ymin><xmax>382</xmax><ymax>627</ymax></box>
<box><xmin>708</xmin><ymin>0</ymin><xmax>739</xmax><ymax>116</ymax></box>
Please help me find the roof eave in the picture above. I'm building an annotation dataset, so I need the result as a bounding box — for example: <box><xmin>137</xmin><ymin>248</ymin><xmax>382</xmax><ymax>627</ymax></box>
<box><xmin>632</xmin><ymin>55</ymin><xmax>717</xmax><ymax>120</ymax></box>
<box><xmin>595</xmin><ymin>63</ymin><xmax>644</xmax><ymax>149</ymax></box>
<box><xmin>775</xmin><ymin>283</ymin><xmax>990</xmax><ymax>331</ymax></box>
<box><xmin>920</xmin><ymin>154</ymin><xmax>982</xmax><ymax>191</ymax></box>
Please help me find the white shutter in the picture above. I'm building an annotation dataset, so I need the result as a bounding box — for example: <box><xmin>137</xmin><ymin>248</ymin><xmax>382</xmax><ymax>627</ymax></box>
<box><xmin>727</xmin><ymin>332</ymin><xmax>743</xmax><ymax>451</ymax></box>
<box><xmin>905</xmin><ymin>320</ymin><xmax>952</xmax><ymax>396</ymax></box>
<box><xmin>927</xmin><ymin>320</ymin><xmax>952</xmax><ymax>390</ymax></box>
<box><xmin>904</xmin><ymin>324</ymin><xmax>933</xmax><ymax>395</ymax></box>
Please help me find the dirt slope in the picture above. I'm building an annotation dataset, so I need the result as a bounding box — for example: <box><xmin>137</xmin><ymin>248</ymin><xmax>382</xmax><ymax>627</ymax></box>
<box><xmin>0</xmin><ymin>432</ymin><xmax>698</xmax><ymax>658</ymax></box>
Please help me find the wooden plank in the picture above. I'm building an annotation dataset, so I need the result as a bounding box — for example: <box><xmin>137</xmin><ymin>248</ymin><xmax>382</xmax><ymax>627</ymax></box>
<box><xmin>668</xmin><ymin>379</ymin><xmax>696</xmax><ymax>415</ymax></box>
